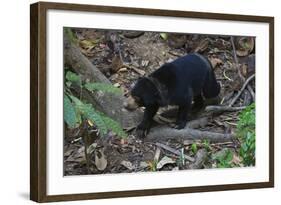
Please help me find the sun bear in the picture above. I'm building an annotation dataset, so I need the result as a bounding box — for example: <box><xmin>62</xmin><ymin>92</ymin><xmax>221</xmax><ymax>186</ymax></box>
<box><xmin>128</xmin><ymin>53</ymin><xmax>221</xmax><ymax>138</ymax></box>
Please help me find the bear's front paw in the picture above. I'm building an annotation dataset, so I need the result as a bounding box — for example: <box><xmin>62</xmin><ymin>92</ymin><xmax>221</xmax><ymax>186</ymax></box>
<box><xmin>136</xmin><ymin>125</ymin><xmax>149</xmax><ymax>139</ymax></box>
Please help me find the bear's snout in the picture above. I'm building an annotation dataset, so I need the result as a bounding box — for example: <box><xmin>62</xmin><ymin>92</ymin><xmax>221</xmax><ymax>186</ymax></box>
<box><xmin>123</xmin><ymin>96</ymin><xmax>139</xmax><ymax>110</ymax></box>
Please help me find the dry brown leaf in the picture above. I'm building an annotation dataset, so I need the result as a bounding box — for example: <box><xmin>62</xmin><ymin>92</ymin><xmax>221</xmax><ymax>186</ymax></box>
<box><xmin>64</xmin><ymin>148</ymin><xmax>74</xmax><ymax>157</ymax></box>
<box><xmin>111</xmin><ymin>55</ymin><xmax>123</xmax><ymax>73</ymax></box>
<box><xmin>121</xmin><ymin>160</ymin><xmax>135</xmax><ymax>170</ymax></box>
<box><xmin>129</xmin><ymin>66</ymin><xmax>146</xmax><ymax>76</ymax></box>
<box><xmin>139</xmin><ymin>161</ymin><xmax>149</xmax><ymax>169</ymax></box>
<box><xmin>194</xmin><ymin>38</ymin><xmax>209</xmax><ymax>53</ymax></box>
<box><xmin>154</xmin><ymin>147</ymin><xmax>161</xmax><ymax>162</ymax></box>
<box><xmin>156</xmin><ymin>156</ymin><xmax>176</xmax><ymax>169</ymax></box>
<box><xmin>241</xmin><ymin>64</ymin><xmax>248</xmax><ymax>77</ymax></box>
<box><xmin>94</xmin><ymin>148</ymin><xmax>107</xmax><ymax>171</ymax></box>
<box><xmin>78</xmin><ymin>39</ymin><xmax>99</xmax><ymax>56</ymax></box>
<box><xmin>231</xmin><ymin>154</ymin><xmax>242</xmax><ymax>166</ymax></box>
<box><xmin>118</xmin><ymin>67</ymin><xmax>128</xmax><ymax>72</ymax></box>
<box><xmin>66</xmin><ymin>146</ymin><xmax>85</xmax><ymax>162</ymax></box>
<box><xmin>209</xmin><ymin>57</ymin><xmax>223</xmax><ymax>68</ymax></box>
<box><xmin>124</xmin><ymin>31</ymin><xmax>144</xmax><ymax>38</ymax></box>
<box><xmin>236</xmin><ymin>37</ymin><xmax>254</xmax><ymax>57</ymax></box>
<box><xmin>167</xmin><ymin>34</ymin><xmax>187</xmax><ymax>49</ymax></box>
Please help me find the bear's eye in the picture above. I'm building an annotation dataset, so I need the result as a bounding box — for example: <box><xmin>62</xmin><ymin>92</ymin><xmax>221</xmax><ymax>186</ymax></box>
<box><xmin>133</xmin><ymin>96</ymin><xmax>140</xmax><ymax>102</ymax></box>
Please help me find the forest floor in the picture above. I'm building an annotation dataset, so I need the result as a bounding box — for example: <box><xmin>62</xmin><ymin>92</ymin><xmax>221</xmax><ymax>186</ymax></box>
<box><xmin>64</xmin><ymin>29</ymin><xmax>255</xmax><ymax>175</ymax></box>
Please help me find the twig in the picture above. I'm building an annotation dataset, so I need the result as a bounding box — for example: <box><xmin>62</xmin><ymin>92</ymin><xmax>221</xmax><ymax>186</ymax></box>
<box><xmin>122</xmin><ymin>63</ymin><xmax>146</xmax><ymax>76</ymax></box>
<box><xmin>247</xmin><ymin>85</ymin><xmax>255</xmax><ymax>101</ymax></box>
<box><xmin>230</xmin><ymin>36</ymin><xmax>245</xmax><ymax>82</ymax></box>
<box><xmin>225</xmin><ymin>121</ymin><xmax>238</xmax><ymax>126</ymax></box>
<box><xmin>229</xmin><ymin>74</ymin><xmax>255</xmax><ymax>106</ymax></box>
<box><xmin>205</xmin><ymin>105</ymin><xmax>246</xmax><ymax>113</ymax></box>
<box><xmin>223</xmin><ymin>69</ymin><xmax>233</xmax><ymax>81</ymax></box>
<box><xmin>168</xmin><ymin>50</ymin><xmax>183</xmax><ymax>57</ymax></box>
<box><xmin>155</xmin><ymin>142</ymin><xmax>195</xmax><ymax>162</ymax></box>
<box><xmin>230</xmin><ymin>37</ymin><xmax>239</xmax><ymax>67</ymax></box>
<box><xmin>154</xmin><ymin>147</ymin><xmax>161</xmax><ymax>162</ymax></box>
<box><xmin>71</xmin><ymin>137</ymin><xmax>82</xmax><ymax>144</ymax></box>
<box><xmin>124</xmin><ymin>126</ymin><xmax>136</xmax><ymax>132</ymax></box>
<box><xmin>210</xmin><ymin>142</ymin><xmax>233</xmax><ymax>146</ymax></box>
<box><xmin>220</xmin><ymin>97</ymin><xmax>225</xmax><ymax>105</ymax></box>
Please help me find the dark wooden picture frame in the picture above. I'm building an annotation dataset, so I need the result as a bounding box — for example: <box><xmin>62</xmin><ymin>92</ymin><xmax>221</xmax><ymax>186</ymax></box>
<box><xmin>30</xmin><ymin>1</ymin><xmax>274</xmax><ymax>202</ymax></box>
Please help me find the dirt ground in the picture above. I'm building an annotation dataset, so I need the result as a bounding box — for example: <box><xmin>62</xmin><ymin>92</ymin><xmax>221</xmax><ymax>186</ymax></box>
<box><xmin>64</xmin><ymin>28</ymin><xmax>255</xmax><ymax>175</ymax></box>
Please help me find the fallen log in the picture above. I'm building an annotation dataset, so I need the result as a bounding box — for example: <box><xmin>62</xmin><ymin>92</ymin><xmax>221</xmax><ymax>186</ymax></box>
<box><xmin>186</xmin><ymin>117</ymin><xmax>208</xmax><ymax>129</ymax></box>
<box><xmin>146</xmin><ymin>125</ymin><xmax>234</xmax><ymax>143</ymax></box>
<box><xmin>63</xmin><ymin>31</ymin><xmax>142</xmax><ymax>128</ymax></box>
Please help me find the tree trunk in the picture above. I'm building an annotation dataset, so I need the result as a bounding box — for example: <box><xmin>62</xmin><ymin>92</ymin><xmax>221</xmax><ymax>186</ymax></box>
<box><xmin>63</xmin><ymin>32</ymin><xmax>142</xmax><ymax>129</ymax></box>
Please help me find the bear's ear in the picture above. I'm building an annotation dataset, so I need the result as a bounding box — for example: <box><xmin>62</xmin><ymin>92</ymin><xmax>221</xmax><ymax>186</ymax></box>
<box><xmin>130</xmin><ymin>79</ymin><xmax>141</xmax><ymax>89</ymax></box>
<box><xmin>130</xmin><ymin>81</ymin><xmax>136</xmax><ymax>89</ymax></box>
<box><xmin>137</xmin><ymin>76</ymin><xmax>145</xmax><ymax>81</ymax></box>
<box><xmin>130</xmin><ymin>76</ymin><xmax>145</xmax><ymax>89</ymax></box>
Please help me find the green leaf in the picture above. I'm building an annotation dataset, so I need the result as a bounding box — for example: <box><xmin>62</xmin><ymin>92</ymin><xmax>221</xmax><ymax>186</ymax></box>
<box><xmin>63</xmin><ymin>95</ymin><xmax>77</xmax><ymax>128</ymax></box>
<box><xmin>84</xmin><ymin>82</ymin><xmax>122</xmax><ymax>94</ymax></box>
<box><xmin>160</xmin><ymin>33</ymin><xmax>168</xmax><ymax>40</ymax></box>
<box><xmin>68</xmin><ymin>95</ymin><xmax>127</xmax><ymax>138</ymax></box>
<box><xmin>82</xmin><ymin>106</ymin><xmax>108</xmax><ymax>136</ymax></box>
<box><xmin>241</xmin><ymin>143</ymin><xmax>248</xmax><ymax>151</ymax></box>
<box><xmin>191</xmin><ymin>143</ymin><xmax>198</xmax><ymax>154</ymax></box>
<box><xmin>70</xmin><ymin>96</ymin><xmax>108</xmax><ymax>136</ymax></box>
<box><xmin>100</xmin><ymin>114</ymin><xmax>127</xmax><ymax>138</ymax></box>
<box><xmin>225</xmin><ymin>150</ymin><xmax>233</xmax><ymax>162</ymax></box>
<box><xmin>236</xmin><ymin>103</ymin><xmax>255</xmax><ymax>166</ymax></box>
<box><xmin>65</xmin><ymin>71</ymin><xmax>81</xmax><ymax>85</ymax></box>
<box><xmin>203</xmin><ymin>139</ymin><xmax>211</xmax><ymax>151</ymax></box>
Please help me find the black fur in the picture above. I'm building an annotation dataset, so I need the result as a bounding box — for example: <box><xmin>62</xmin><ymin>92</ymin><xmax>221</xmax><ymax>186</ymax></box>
<box><xmin>131</xmin><ymin>53</ymin><xmax>220</xmax><ymax>138</ymax></box>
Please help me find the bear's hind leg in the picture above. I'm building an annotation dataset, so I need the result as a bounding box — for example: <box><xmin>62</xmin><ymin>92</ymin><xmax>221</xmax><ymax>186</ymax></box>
<box><xmin>192</xmin><ymin>94</ymin><xmax>205</xmax><ymax>112</ymax></box>
<box><xmin>175</xmin><ymin>99</ymin><xmax>192</xmax><ymax>129</ymax></box>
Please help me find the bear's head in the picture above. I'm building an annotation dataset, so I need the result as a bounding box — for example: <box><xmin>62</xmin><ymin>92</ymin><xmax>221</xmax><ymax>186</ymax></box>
<box><xmin>124</xmin><ymin>77</ymin><xmax>161</xmax><ymax>110</ymax></box>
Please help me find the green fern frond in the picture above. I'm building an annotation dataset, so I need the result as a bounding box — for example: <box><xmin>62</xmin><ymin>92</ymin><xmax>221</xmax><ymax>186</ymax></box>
<box><xmin>65</xmin><ymin>71</ymin><xmax>81</xmax><ymax>85</ymax></box>
<box><xmin>63</xmin><ymin>94</ymin><xmax>77</xmax><ymax>128</ymax></box>
<box><xmin>82</xmin><ymin>106</ymin><xmax>108</xmax><ymax>136</ymax></box>
<box><xmin>84</xmin><ymin>82</ymin><xmax>122</xmax><ymax>94</ymax></box>
<box><xmin>69</xmin><ymin>96</ymin><xmax>107</xmax><ymax>136</ymax></box>
<box><xmin>68</xmin><ymin>95</ymin><xmax>127</xmax><ymax>138</ymax></box>
<box><xmin>100</xmin><ymin>114</ymin><xmax>127</xmax><ymax>138</ymax></box>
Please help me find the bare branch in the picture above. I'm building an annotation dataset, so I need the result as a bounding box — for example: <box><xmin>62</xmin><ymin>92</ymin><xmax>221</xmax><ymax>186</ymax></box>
<box><xmin>229</xmin><ymin>74</ymin><xmax>255</xmax><ymax>106</ymax></box>
<box><xmin>155</xmin><ymin>142</ymin><xmax>195</xmax><ymax>162</ymax></box>
<box><xmin>205</xmin><ymin>105</ymin><xmax>246</xmax><ymax>113</ymax></box>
